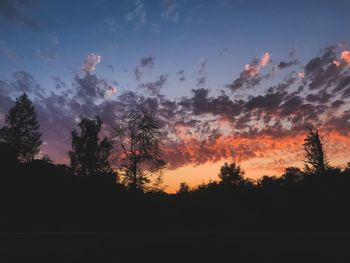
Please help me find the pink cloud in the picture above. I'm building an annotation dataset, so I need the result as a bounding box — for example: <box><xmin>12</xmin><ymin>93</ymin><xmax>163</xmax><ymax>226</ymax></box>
<box><xmin>82</xmin><ymin>53</ymin><xmax>102</xmax><ymax>73</ymax></box>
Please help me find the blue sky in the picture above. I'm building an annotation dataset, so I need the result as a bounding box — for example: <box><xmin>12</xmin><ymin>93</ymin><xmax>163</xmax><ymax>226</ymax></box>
<box><xmin>1</xmin><ymin>0</ymin><xmax>350</xmax><ymax>98</ymax></box>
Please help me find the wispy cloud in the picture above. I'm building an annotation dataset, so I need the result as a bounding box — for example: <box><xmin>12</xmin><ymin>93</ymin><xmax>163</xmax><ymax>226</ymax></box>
<box><xmin>161</xmin><ymin>0</ymin><xmax>179</xmax><ymax>22</ymax></box>
<box><xmin>134</xmin><ymin>56</ymin><xmax>156</xmax><ymax>81</ymax></box>
<box><xmin>124</xmin><ymin>0</ymin><xmax>146</xmax><ymax>29</ymax></box>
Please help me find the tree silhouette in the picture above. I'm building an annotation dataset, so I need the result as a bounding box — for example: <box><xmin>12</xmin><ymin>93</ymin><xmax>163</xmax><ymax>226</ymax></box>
<box><xmin>69</xmin><ymin>116</ymin><xmax>113</xmax><ymax>176</ymax></box>
<box><xmin>113</xmin><ymin>111</ymin><xmax>166</xmax><ymax>191</ymax></box>
<box><xmin>177</xmin><ymin>182</ymin><xmax>190</xmax><ymax>194</ymax></box>
<box><xmin>303</xmin><ymin>128</ymin><xmax>328</xmax><ymax>174</ymax></box>
<box><xmin>0</xmin><ymin>93</ymin><xmax>42</xmax><ymax>162</ymax></box>
<box><xmin>257</xmin><ymin>175</ymin><xmax>281</xmax><ymax>188</ymax></box>
<box><xmin>281</xmin><ymin>167</ymin><xmax>304</xmax><ymax>185</ymax></box>
<box><xmin>218</xmin><ymin>162</ymin><xmax>244</xmax><ymax>186</ymax></box>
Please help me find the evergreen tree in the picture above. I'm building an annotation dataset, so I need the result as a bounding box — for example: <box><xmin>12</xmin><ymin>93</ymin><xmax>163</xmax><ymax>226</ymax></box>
<box><xmin>113</xmin><ymin>111</ymin><xmax>166</xmax><ymax>191</ymax></box>
<box><xmin>303</xmin><ymin>128</ymin><xmax>328</xmax><ymax>174</ymax></box>
<box><xmin>0</xmin><ymin>93</ymin><xmax>42</xmax><ymax>162</ymax></box>
<box><xmin>69</xmin><ymin>116</ymin><xmax>113</xmax><ymax>176</ymax></box>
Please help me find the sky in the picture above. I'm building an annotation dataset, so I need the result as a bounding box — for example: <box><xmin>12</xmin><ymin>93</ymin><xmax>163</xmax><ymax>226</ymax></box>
<box><xmin>1</xmin><ymin>0</ymin><xmax>350</xmax><ymax>192</ymax></box>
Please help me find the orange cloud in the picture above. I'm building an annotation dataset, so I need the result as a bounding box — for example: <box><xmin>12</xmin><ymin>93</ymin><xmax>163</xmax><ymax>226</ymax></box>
<box><xmin>341</xmin><ymin>50</ymin><xmax>350</xmax><ymax>64</ymax></box>
<box><xmin>162</xmin><ymin>130</ymin><xmax>350</xmax><ymax>192</ymax></box>
<box><xmin>259</xmin><ymin>52</ymin><xmax>270</xmax><ymax>66</ymax></box>
<box><xmin>243</xmin><ymin>52</ymin><xmax>271</xmax><ymax>77</ymax></box>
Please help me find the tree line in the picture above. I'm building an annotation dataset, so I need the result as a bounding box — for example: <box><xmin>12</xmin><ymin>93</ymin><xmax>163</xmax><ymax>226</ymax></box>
<box><xmin>0</xmin><ymin>92</ymin><xmax>343</xmax><ymax>193</ymax></box>
<box><xmin>0</xmin><ymin>93</ymin><xmax>166</xmax><ymax>191</ymax></box>
<box><xmin>1</xmin><ymin>93</ymin><xmax>350</xmax><ymax>232</ymax></box>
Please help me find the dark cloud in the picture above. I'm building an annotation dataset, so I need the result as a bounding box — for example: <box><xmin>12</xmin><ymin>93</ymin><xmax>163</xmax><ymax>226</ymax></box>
<box><xmin>305</xmin><ymin>89</ymin><xmax>332</xmax><ymax>104</ymax></box>
<box><xmin>334</xmin><ymin>76</ymin><xmax>350</xmax><ymax>93</ymax></box>
<box><xmin>73</xmin><ymin>73</ymin><xmax>109</xmax><ymax>101</ymax></box>
<box><xmin>196</xmin><ymin>76</ymin><xmax>206</xmax><ymax>88</ymax></box>
<box><xmin>226</xmin><ymin>60</ymin><xmax>262</xmax><ymax>91</ymax></box>
<box><xmin>196</xmin><ymin>60</ymin><xmax>207</xmax><ymax>87</ymax></box>
<box><xmin>218</xmin><ymin>48</ymin><xmax>228</xmax><ymax>57</ymax></box>
<box><xmin>134</xmin><ymin>67</ymin><xmax>142</xmax><ymax>81</ymax></box>
<box><xmin>244</xmin><ymin>92</ymin><xmax>286</xmax><ymax>112</ymax></box>
<box><xmin>276</xmin><ymin>60</ymin><xmax>298</xmax><ymax>70</ymax></box>
<box><xmin>289</xmin><ymin>48</ymin><xmax>297</xmax><ymax>57</ymax></box>
<box><xmin>331</xmin><ymin>100</ymin><xmax>344</xmax><ymax>108</ymax></box>
<box><xmin>139</xmin><ymin>74</ymin><xmax>169</xmax><ymax>95</ymax></box>
<box><xmin>177</xmin><ymin>69</ymin><xmax>185</xmax><ymax>82</ymax></box>
<box><xmin>140</xmin><ymin>56</ymin><xmax>156</xmax><ymax>68</ymax></box>
<box><xmin>134</xmin><ymin>56</ymin><xmax>156</xmax><ymax>81</ymax></box>
<box><xmin>106</xmin><ymin>64</ymin><xmax>115</xmax><ymax>72</ymax></box>
<box><xmin>302</xmin><ymin>46</ymin><xmax>349</xmax><ymax>91</ymax></box>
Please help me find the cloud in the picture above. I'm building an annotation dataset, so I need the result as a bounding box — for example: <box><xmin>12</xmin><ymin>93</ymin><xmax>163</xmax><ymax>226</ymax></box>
<box><xmin>134</xmin><ymin>56</ymin><xmax>156</xmax><ymax>81</ymax></box>
<box><xmin>82</xmin><ymin>53</ymin><xmax>102</xmax><ymax>73</ymax></box>
<box><xmin>276</xmin><ymin>60</ymin><xmax>298</xmax><ymax>70</ymax></box>
<box><xmin>161</xmin><ymin>0</ymin><xmax>179</xmax><ymax>22</ymax></box>
<box><xmin>140</xmin><ymin>56</ymin><xmax>156</xmax><ymax>68</ymax></box>
<box><xmin>2</xmin><ymin>44</ymin><xmax>350</xmax><ymax>175</ymax></box>
<box><xmin>105</xmin><ymin>85</ymin><xmax>118</xmax><ymax>97</ymax></box>
<box><xmin>106</xmin><ymin>64</ymin><xmax>115</xmax><ymax>72</ymax></box>
<box><xmin>259</xmin><ymin>52</ymin><xmax>270</xmax><ymax>67</ymax></box>
<box><xmin>196</xmin><ymin>59</ymin><xmax>207</xmax><ymax>87</ymax></box>
<box><xmin>341</xmin><ymin>51</ymin><xmax>350</xmax><ymax>64</ymax></box>
<box><xmin>244</xmin><ymin>92</ymin><xmax>286</xmax><ymax>112</ymax></box>
<box><xmin>218</xmin><ymin>48</ymin><xmax>228</xmax><ymax>57</ymax></box>
<box><xmin>124</xmin><ymin>0</ymin><xmax>146</xmax><ymax>29</ymax></box>
<box><xmin>177</xmin><ymin>69</ymin><xmax>185</xmax><ymax>81</ymax></box>
<box><xmin>73</xmin><ymin>73</ymin><xmax>109</xmax><ymax>101</ymax></box>
<box><xmin>226</xmin><ymin>52</ymin><xmax>271</xmax><ymax>91</ymax></box>
<box><xmin>139</xmin><ymin>74</ymin><xmax>168</xmax><ymax>95</ymax></box>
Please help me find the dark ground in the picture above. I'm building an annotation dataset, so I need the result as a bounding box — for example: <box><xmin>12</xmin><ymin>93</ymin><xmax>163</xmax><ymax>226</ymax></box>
<box><xmin>1</xmin><ymin>232</ymin><xmax>350</xmax><ymax>262</ymax></box>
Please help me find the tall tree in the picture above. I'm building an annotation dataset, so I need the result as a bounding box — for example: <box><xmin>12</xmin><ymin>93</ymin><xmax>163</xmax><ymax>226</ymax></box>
<box><xmin>303</xmin><ymin>128</ymin><xmax>328</xmax><ymax>174</ymax></box>
<box><xmin>69</xmin><ymin>116</ymin><xmax>113</xmax><ymax>176</ymax></box>
<box><xmin>218</xmin><ymin>162</ymin><xmax>244</xmax><ymax>186</ymax></box>
<box><xmin>0</xmin><ymin>93</ymin><xmax>42</xmax><ymax>162</ymax></box>
<box><xmin>113</xmin><ymin>111</ymin><xmax>166</xmax><ymax>191</ymax></box>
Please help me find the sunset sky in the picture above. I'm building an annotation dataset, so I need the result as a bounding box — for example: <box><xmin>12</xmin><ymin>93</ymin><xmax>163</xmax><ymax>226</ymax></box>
<box><xmin>1</xmin><ymin>0</ymin><xmax>350</xmax><ymax>192</ymax></box>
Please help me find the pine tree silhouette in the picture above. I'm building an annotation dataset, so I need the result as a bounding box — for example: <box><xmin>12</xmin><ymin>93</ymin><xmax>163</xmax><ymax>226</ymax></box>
<box><xmin>0</xmin><ymin>93</ymin><xmax>42</xmax><ymax>162</ymax></box>
<box><xmin>303</xmin><ymin>128</ymin><xmax>328</xmax><ymax>174</ymax></box>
